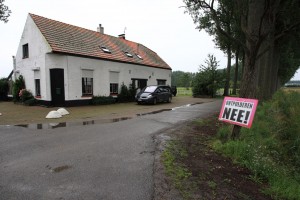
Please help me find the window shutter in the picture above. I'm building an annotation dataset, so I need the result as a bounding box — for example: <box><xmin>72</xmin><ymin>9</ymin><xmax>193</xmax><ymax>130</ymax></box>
<box><xmin>109</xmin><ymin>71</ymin><xmax>119</xmax><ymax>83</ymax></box>
<box><xmin>34</xmin><ymin>71</ymin><xmax>40</xmax><ymax>79</ymax></box>
<box><xmin>82</xmin><ymin>69</ymin><xmax>93</xmax><ymax>78</ymax></box>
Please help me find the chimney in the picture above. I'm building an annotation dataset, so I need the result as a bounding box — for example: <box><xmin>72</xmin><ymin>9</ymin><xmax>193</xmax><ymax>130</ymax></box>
<box><xmin>97</xmin><ymin>24</ymin><xmax>104</xmax><ymax>34</ymax></box>
<box><xmin>118</xmin><ymin>33</ymin><xmax>125</xmax><ymax>39</ymax></box>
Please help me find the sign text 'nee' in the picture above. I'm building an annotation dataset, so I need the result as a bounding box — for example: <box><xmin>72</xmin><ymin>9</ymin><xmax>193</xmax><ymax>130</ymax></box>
<box><xmin>218</xmin><ymin>97</ymin><xmax>258</xmax><ymax>128</ymax></box>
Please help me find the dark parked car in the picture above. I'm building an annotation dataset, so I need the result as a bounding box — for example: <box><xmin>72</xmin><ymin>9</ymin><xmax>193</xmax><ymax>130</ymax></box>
<box><xmin>135</xmin><ymin>85</ymin><xmax>172</xmax><ymax>105</ymax></box>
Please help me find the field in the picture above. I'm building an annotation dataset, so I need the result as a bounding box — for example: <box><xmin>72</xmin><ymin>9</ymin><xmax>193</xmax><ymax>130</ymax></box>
<box><xmin>282</xmin><ymin>86</ymin><xmax>300</xmax><ymax>92</ymax></box>
<box><xmin>176</xmin><ymin>87</ymin><xmax>193</xmax><ymax>96</ymax></box>
<box><xmin>175</xmin><ymin>86</ymin><xmax>300</xmax><ymax>97</ymax></box>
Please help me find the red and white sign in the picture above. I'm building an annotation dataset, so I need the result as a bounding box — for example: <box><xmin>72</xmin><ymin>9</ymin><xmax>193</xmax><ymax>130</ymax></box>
<box><xmin>219</xmin><ymin>97</ymin><xmax>258</xmax><ymax>128</ymax></box>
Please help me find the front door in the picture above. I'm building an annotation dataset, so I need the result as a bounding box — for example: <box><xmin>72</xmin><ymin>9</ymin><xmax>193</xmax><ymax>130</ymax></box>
<box><xmin>139</xmin><ymin>79</ymin><xmax>147</xmax><ymax>89</ymax></box>
<box><xmin>50</xmin><ymin>69</ymin><xmax>65</xmax><ymax>106</ymax></box>
<box><xmin>132</xmin><ymin>79</ymin><xmax>148</xmax><ymax>90</ymax></box>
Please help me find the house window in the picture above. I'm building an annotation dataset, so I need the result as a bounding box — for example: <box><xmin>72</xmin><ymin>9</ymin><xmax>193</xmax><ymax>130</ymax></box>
<box><xmin>35</xmin><ymin>79</ymin><xmax>41</xmax><ymax>97</ymax></box>
<box><xmin>23</xmin><ymin>43</ymin><xmax>29</xmax><ymax>58</ymax></box>
<box><xmin>109</xmin><ymin>71</ymin><xmax>119</xmax><ymax>95</ymax></box>
<box><xmin>110</xmin><ymin>83</ymin><xmax>118</xmax><ymax>94</ymax></box>
<box><xmin>100</xmin><ymin>46</ymin><xmax>111</xmax><ymax>53</ymax></box>
<box><xmin>82</xmin><ymin>77</ymin><xmax>93</xmax><ymax>95</ymax></box>
<box><xmin>136</xmin><ymin>54</ymin><xmax>143</xmax><ymax>59</ymax></box>
<box><xmin>157</xmin><ymin>79</ymin><xmax>166</xmax><ymax>85</ymax></box>
<box><xmin>124</xmin><ymin>52</ymin><xmax>133</xmax><ymax>58</ymax></box>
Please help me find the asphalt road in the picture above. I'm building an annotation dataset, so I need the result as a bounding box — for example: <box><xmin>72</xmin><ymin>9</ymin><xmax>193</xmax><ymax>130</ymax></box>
<box><xmin>0</xmin><ymin>100</ymin><xmax>222</xmax><ymax>200</ymax></box>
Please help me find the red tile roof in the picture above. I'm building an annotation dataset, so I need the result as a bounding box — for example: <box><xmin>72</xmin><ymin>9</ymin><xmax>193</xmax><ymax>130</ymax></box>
<box><xmin>29</xmin><ymin>13</ymin><xmax>171</xmax><ymax>70</ymax></box>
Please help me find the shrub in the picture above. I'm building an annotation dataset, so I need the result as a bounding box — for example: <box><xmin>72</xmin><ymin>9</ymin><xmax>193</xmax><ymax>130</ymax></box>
<box><xmin>117</xmin><ymin>83</ymin><xmax>136</xmax><ymax>102</ymax></box>
<box><xmin>91</xmin><ymin>96</ymin><xmax>115</xmax><ymax>105</ymax></box>
<box><xmin>19</xmin><ymin>89</ymin><xmax>34</xmax><ymax>103</ymax></box>
<box><xmin>24</xmin><ymin>98</ymin><xmax>38</xmax><ymax>106</ymax></box>
<box><xmin>15</xmin><ymin>88</ymin><xmax>37</xmax><ymax>106</ymax></box>
<box><xmin>0</xmin><ymin>78</ymin><xmax>9</xmax><ymax>101</ymax></box>
<box><xmin>13</xmin><ymin>75</ymin><xmax>25</xmax><ymax>102</ymax></box>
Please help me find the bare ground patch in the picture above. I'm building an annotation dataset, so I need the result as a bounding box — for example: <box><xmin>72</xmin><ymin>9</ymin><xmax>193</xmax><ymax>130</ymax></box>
<box><xmin>154</xmin><ymin>115</ymin><xmax>273</xmax><ymax>200</ymax></box>
<box><xmin>0</xmin><ymin>96</ymin><xmax>211</xmax><ymax>125</ymax></box>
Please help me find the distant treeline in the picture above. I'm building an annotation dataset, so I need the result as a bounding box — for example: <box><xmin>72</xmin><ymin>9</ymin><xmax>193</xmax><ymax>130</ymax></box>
<box><xmin>172</xmin><ymin>65</ymin><xmax>242</xmax><ymax>88</ymax></box>
<box><xmin>171</xmin><ymin>71</ymin><xmax>195</xmax><ymax>88</ymax></box>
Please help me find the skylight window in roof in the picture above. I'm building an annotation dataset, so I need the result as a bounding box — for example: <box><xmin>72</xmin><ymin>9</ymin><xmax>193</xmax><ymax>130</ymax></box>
<box><xmin>124</xmin><ymin>52</ymin><xmax>133</xmax><ymax>58</ymax></box>
<box><xmin>100</xmin><ymin>46</ymin><xmax>111</xmax><ymax>53</ymax></box>
<box><xmin>136</xmin><ymin>54</ymin><xmax>143</xmax><ymax>59</ymax></box>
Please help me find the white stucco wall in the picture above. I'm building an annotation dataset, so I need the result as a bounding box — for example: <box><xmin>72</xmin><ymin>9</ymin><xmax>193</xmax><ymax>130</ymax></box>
<box><xmin>15</xmin><ymin>14</ymin><xmax>51</xmax><ymax>99</ymax></box>
<box><xmin>45</xmin><ymin>54</ymin><xmax>171</xmax><ymax>101</ymax></box>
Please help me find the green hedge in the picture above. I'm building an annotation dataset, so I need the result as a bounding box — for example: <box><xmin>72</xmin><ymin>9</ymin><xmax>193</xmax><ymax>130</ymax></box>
<box><xmin>0</xmin><ymin>78</ymin><xmax>9</xmax><ymax>101</ymax></box>
<box><xmin>91</xmin><ymin>96</ymin><xmax>116</xmax><ymax>105</ymax></box>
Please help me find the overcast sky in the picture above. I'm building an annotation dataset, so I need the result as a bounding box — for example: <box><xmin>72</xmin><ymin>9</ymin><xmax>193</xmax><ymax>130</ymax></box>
<box><xmin>1</xmin><ymin>0</ymin><xmax>299</xmax><ymax>80</ymax></box>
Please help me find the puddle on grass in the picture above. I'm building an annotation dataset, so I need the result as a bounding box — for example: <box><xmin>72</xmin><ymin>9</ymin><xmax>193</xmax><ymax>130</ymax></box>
<box><xmin>14</xmin><ymin>103</ymin><xmax>203</xmax><ymax>130</ymax></box>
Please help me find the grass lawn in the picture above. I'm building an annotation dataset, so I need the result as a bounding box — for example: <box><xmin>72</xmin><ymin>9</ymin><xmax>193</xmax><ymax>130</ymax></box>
<box><xmin>282</xmin><ymin>87</ymin><xmax>300</xmax><ymax>92</ymax></box>
<box><xmin>176</xmin><ymin>87</ymin><xmax>193</xmax><ymax>96</ymax></box>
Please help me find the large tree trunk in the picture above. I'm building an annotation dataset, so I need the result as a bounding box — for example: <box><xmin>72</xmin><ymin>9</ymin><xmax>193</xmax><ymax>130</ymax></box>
<box><xmin>231</xmin><ymin>0</ymin><xmax>265</xmax><ymax>140</ymax></box>
<box><xmin>223</xmin><ymin>45</ymin><xmax>232</xmax><ymax>96</ymax></box>
<box><xmin>232</xmin><ymin>49</ymin><xmax>239</xmax><ymax>95</ymax></box>
<box><xmin>231</xmin><ymin>0</ymin><xmax>281</xmax><ymax>140</ymax></box>
<box><xmin>239</xmin><ymin>49</ymin><xmax>259</xmax><ymax>98</ymax></box>
<box><xmin>232</xmin><ymin>48</ymin><xmax>258</xmax><ymax>140</ymax></box>
<box><xmin>272</xmin><ymin>44</ymin><xmax>281</xmax><ymax>93</ymax></box>
<box><xmin>241</xmin><ymin>51</ymin><xmax>245</xmax><ymax>76</ymax></box>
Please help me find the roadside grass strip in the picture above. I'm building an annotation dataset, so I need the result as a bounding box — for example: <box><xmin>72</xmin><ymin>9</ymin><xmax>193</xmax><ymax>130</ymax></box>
<box><xmin>213</xmin><ymin>90</ymin><xmax>300</xmax><ymax>200</ymax></box>
<box><xmin>162</xmin><ymin>140</ymin><xmax>194</xmax><ymax>199</ymax></box>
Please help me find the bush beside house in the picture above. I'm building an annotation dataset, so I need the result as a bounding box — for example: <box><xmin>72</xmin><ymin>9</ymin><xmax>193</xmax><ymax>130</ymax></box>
<box><xmin>0</xmin><ymin>78</ymin><xmax>9</xmax><ymax>101</ymax></box>
<box><xmin>117</xmin><ymin>83</ymin><xmax>136</xmax><ymax>103</ymax></box>
<box><xmin>91</xmin><ymin>96</ymin><xmax>116</xmax><ymax>105</ymax></box>
<box><xmin>11</xmin><ymin>75</ymin><xmax>37</xmax><ymax>106</ymax></box>
<box><xmin>91</xmin><ymin>83</ymin><xmax>136</xmax><ymax>105</ymax></box>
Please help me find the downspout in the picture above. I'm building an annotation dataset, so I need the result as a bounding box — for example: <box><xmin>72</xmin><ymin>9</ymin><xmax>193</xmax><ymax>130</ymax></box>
<box><xmin>66</xmin><ymin>55</ymin><xmax>69</xmax><ymax>101</ymax></box>
<box><xmin>12</xmin><ymin>56</ymin><xmax>16</xmax><ymax>80</ymax></box>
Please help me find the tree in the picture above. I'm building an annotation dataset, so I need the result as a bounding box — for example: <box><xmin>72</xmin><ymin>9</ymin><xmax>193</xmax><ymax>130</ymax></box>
<box><xmin>171</xmin><ymin>71</ymin><xmax>195</xmax><ymax>87</ymax></box>
<box><xmin>0</xmin><ymin>78</ymin><xmax>9</xmax><ymax>100</ymax></box>
<box><xmin>192</xmin><ymin>54</ymin><xmax>223</xmax><ymax>98</ymax></box>
<box><xmin>232</xmin><ymin>49</ymin><xmax>240</xmax><ymax>95</ymax></box>
<box><xmin>184</xmin><ymin>0</ymin><xmax>237</xmax><ymax>96</ymax></box>
<box><xmin>0</xmin><ymin>0</ymin><xmax>11</xmax><ymax>23</ymax></box>
<box><xmin>184</xmin><ymin>0</ymin><xmax>300</xmax><ymax>139</ymax></box>
<box><xmin>184</xmin><ymin>0</ymin><xmax>300</xmax><ymax>98</ymax></box>
<box><xmin>13</xmin><ymin>75</ymin><xmax>26</xmax><ymax>102</ymax></box>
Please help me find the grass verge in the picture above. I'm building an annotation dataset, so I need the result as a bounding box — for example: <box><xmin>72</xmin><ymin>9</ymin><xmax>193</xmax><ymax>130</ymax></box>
<box><xmin>162</xmin><ymin>140</ymin><xmax>193</xmax><ymax>199</ymax></box>
<box><xmin>160</xmin><ymin>116</ymin><xmax>272</xmax><ymax>199</ymax></box>
<box><xmin>176</xmin><ymin>87</ymin><xmax>193</xmax><ymax>96</ymax></box>
<box><xmin>213</xmin><ymin>90</ymin><xmax>300</xmax><ymax>200</ymax></box>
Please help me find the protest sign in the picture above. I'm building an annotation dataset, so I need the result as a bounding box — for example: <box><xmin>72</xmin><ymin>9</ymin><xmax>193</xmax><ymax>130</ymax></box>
<box><xmin>219</xmin><ymin>97</ymin><xmax>258</xmax><ymax>128</ymax></box>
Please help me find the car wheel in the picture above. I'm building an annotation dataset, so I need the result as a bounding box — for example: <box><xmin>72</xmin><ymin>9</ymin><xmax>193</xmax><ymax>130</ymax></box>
<box><xmin>153</xmin><ymin>98</ymin><xmax>157</xmax><ymax>105</ymax></box>
<box><xmin>167</xmin><ymin>97</ymin><xmax>172</xmax><ymax>103</ymax></box>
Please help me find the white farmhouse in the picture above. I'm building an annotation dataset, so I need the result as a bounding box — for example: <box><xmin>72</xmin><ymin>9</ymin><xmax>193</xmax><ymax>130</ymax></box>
<box><xmin>15</xmin><ymin>13</ymin><xmax>172</xmax><ymax>106</ymax></box>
